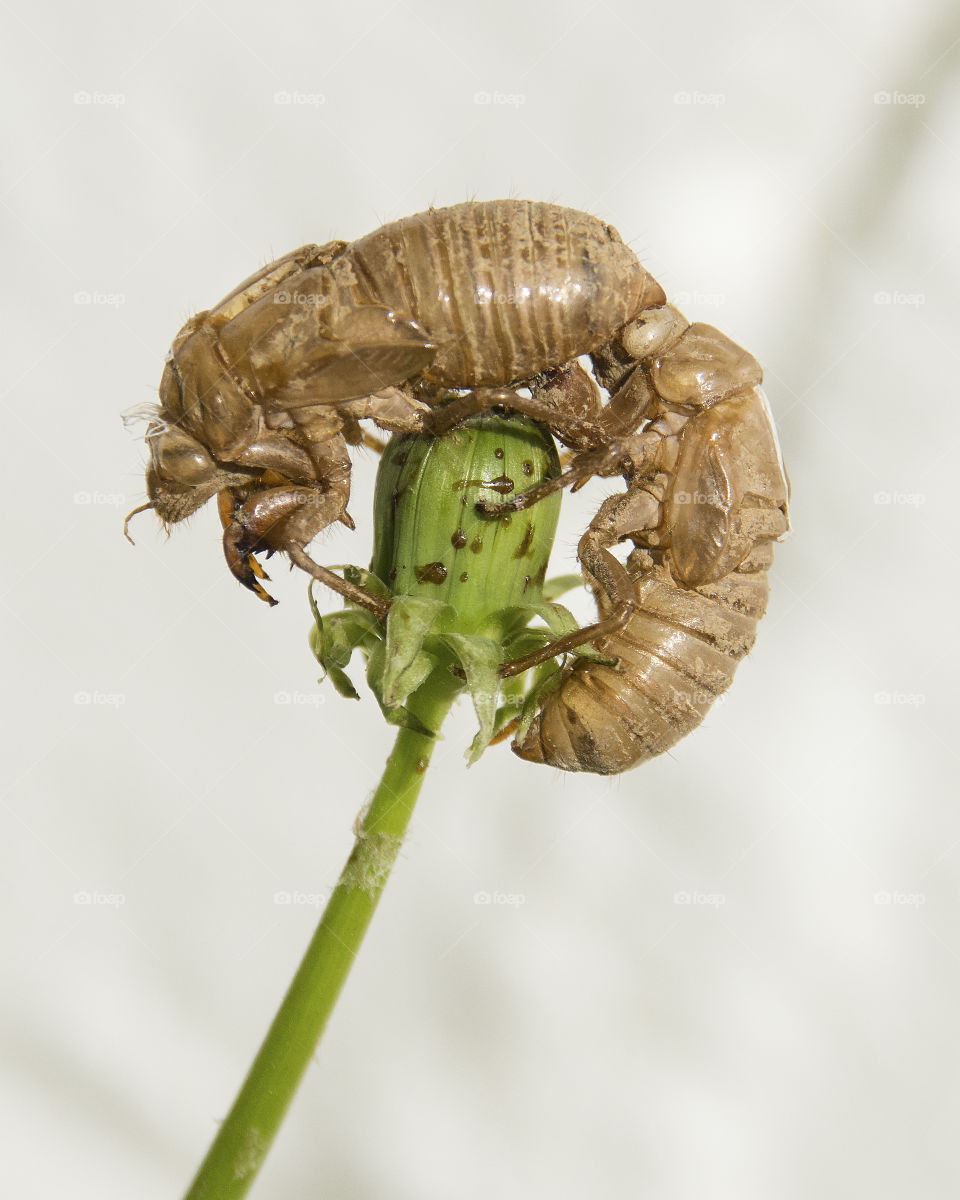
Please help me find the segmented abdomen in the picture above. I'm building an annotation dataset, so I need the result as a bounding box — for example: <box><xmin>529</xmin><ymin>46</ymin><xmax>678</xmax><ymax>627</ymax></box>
<box><xmin>513</xmin><ymin>543</ymin><xmax>774</xmax><ymax>774</ymax></box>
<box><xmin>344</xmin><ymin>199</ymin><xmax>652</xmax><ymax>386</ymax></box>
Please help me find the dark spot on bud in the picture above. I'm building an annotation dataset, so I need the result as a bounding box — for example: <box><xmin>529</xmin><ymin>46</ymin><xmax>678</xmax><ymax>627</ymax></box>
<box><xmin>470</xmin><ymin>536</ymin><xmax>483</xmax><ymax>554</ymax></box>
<box><xmin>397</xmin><ymin>452</ymin><xmax>408</xmax><ymax>466</ymax></box>
<box><xmin>391</xmin><ymin>487</ymin><xmax>403</xmax><ymax>511</ymax></box>
<box><xmin>522</xmin><ymin>460</ymin><xmax>534</xmax><ymax>476</ymax></box>
<box><xmin>415</xmin><ymin>561</ymin><xmax>447</xmax><ymax>584</ymax></box>
<box><xmin>523</xmin><ymin>574</ymin><xmax>531</xmax><ymax>591</ymax></box>
<box><xmin>513</xmin><ymin>523</ymin><xmax>535</xmax><ymax>559</ymax></box>
<box><xmin>414</xmin><ymin>757</ymin><xmax>428</xmax><ymax>774</ymax></box>
<box><xmin>485</xmin><ymin>475</ymin><xmax>514</xmax><ymax>494</ymax></box>
<box><xmin>501</xmin><ymin>514</ymin><xmax>512</xmax><ymax>526</ymax></box>
<box><xmin>532</xmin><ymin>562</ymin><xmax>547</xmax><ymax>587</ymax></box>
<box><xmin>494</xmin><ymin>447</ymin><xmax>504</xmax><ymax>459</ymax></box>
<box><xmin>459</xmin><ymin>571</ymin><xmax>468</xmax><ymax>582</ymax></box>
<box><xmin>451</xmin><ymin>529</ymin><xmax>467</xmax><ymax>549</ymax></box>
<box><xmin>388</xmin><ymin>567</ymin><xmax>397</xmax><ymax>582</ymax></box>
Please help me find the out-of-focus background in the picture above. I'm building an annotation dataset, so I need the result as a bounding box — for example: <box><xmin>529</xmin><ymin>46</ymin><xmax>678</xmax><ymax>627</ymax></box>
<box><xmin>2</xmin><ymin>1</ymin><xmax>958</xmax><ymax>1196</ymax></box>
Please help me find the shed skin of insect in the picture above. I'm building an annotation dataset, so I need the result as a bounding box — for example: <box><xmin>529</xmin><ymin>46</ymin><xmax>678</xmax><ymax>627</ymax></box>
<box><xmin>134</xmin><ymin>200</ymin><xmax>663</xmax><ymax>606</ymax></box>
<box><xmin>500</xmin><ymin>309</ymin><xmax>790</xmax><ymax>774</ymax></box>
<box><xmin>131</xmin><ymin>199</ymin><xmax>789</xmax><ymax>773</ymax></box>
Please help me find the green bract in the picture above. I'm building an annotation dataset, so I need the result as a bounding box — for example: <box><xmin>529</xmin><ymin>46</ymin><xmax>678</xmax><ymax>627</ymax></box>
<box><xmin>310</xmin><ymin>410</ymin><xmax>598</xmax><ymax>762</ymax></box>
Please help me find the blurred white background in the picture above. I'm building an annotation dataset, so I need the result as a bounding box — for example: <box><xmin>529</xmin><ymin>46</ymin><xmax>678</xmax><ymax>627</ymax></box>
<box><xmin>2</xmin><ymin>0</ymin><xmax>958</xmax><ymax>1196</ymax></box>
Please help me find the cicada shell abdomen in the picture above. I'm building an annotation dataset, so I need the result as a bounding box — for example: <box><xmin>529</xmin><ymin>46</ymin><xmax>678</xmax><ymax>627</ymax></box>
<box><xmin>344</xmin><ymin>199</ymin><xmax>663</xmax><ymax>386</ymax></box>
<box><xmin>514</xmin><ymin>380</ymin><xmax>789</xmax><ymax>775</ymax></box>
<box><xmin>514</xmin><ymin>545</ymin><xmax>772</xmax><ymax>774</ymax></box>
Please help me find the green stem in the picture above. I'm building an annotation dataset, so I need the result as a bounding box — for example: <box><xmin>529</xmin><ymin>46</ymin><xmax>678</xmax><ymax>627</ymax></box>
<box><xmin>183</xmin><ymin>668</ymin><xmax>460</xmax><ymax>1200</ymax></box>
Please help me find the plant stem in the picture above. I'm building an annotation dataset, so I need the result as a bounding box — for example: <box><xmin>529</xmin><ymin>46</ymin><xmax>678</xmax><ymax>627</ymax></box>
<box><xmin>183</xmin><ymin>668</ymin><xmax>460</xmax><ymax>1200</ymax></box>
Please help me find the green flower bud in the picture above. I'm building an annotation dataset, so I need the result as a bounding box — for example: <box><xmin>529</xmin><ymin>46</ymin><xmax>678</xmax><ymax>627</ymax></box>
<box><xmin>371</xmin><ymin>414</ymin><xmax>561</xmax><ymax>636</ymax></box>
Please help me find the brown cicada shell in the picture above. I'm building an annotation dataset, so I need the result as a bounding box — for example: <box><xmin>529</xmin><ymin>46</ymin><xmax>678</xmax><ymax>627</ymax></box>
<box><xmin>483</xmin><ymin>316</ymin><xmax>790</xmax><ymax>774</ymax></box>
<box><xmin>126</xmin><ymin>198</ymin><xmax>789</xmax><ymax>775</ymax></box>
<box><xmin>127</xmin><ymin>200</ymin><xmax>662</xmax><ymax>608</ymax></box>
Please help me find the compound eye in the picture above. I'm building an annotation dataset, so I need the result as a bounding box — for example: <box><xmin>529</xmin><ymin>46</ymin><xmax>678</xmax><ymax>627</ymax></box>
<box><xmin>150</xmin><ymin>427</ymin><xmax>216</xmax><ymax>485</ymax></box>
<box><xmin>158</xmin><ymin>361</ymin><xmax>185</xmax><ymax>421</ymax></box>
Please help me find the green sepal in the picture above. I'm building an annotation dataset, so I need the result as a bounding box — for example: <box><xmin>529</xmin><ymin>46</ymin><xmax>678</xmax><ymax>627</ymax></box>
<box><xmin>438</xmin><ymin>633</ymin><xmax>503</xmax><ymax>765</ymax></box>
<box><xmin>542</xmin><ymin>573</ymin><xmax>584</xmax><ymax>601</ymax></box>
<box><xmin>381</xmin><ymin>596</ymin><xmax>454</xmax><ymax>710</ymax></box>
<box><xmin>308</xmin><ymin>583</ymin><xmax>382</xmax><ymax>700</ymax></box>
<box><xmin>364</xmin><ymin>640</ymin><xmax>436</xmax><ymax>736</ymax></box>
<box><xmin>311</xmin><ymin>614</ymin><xmax>361</xmax><ymax>700</ymax></box>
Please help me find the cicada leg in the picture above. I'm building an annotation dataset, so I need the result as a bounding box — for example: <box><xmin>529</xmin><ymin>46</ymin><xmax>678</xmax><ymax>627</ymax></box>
<box><xmin>497</xmin><ymin>487</ymin><xmax>655</xmax><ymax>678</ymax></box>
<box><xmin>426</xmin><ymin>385</ymin><xmax>607</xmax><ymax>445</ymax></box>
<box><xmin>220</xmin><ymin>484</ymin><xmax>387</xmax><ymax>616</ymax></box>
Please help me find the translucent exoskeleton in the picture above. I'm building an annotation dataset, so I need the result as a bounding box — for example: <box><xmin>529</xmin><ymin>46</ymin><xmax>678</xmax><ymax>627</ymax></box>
<box><xmin>478</xmin><ymin>311</ymin><xmax>790</xmax><ymax>773</ymax></box>
<box><xmin>126</xmin><ymin>199</ymin><xmax>789</xmax><ymax>775</ymax></box>
<box><xmin>126</xmin><ymin>200</ymin><xmax>662</xmax><ymax>608</ymax></box>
